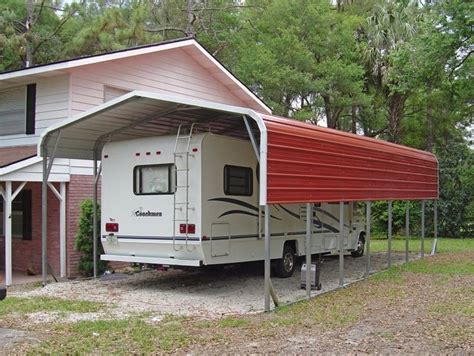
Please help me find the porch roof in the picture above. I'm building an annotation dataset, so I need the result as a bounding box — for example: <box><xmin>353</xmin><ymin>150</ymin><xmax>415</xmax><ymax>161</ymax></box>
<box><xmin>0</xmin><ymin>156</ymin><xmax>69</xmax><ymax>182</ymax></box>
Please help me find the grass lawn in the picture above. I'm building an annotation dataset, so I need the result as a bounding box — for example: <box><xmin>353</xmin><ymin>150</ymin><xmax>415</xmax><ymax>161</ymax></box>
<box><xmin>370</xmin><ymin>236</ymin><xmax>474</xmax><ymax>254</ymax></box>
<box><xmin>2</xmin><ymin>238</ymin><xmax>473</xmax><ymax>354</ymax></box>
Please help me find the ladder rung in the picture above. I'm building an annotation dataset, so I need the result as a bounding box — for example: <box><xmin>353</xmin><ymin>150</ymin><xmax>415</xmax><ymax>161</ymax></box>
<box><xmin>174</xmin><ymin>152</ymin><xmax>191</xmax><ymax>155</ymax></box>
<box><xmin>173</xmin><ymin>219</ymin><xmax>189</xmax><ymax>222</ymax></box>
<box><xmin>175</xmin><ymin>185</ymin><xmax>189</xmax><ymax>188</ymax></box>
<box><xmin>175</xmin><ymin>202</ymin><xmax>189</xmax><ymax>205</ymax></box>
<box><xmin>176</xmin><ymin>135</ymin><xmax>192</xmax><ymax>139</ymax></box>
<box><xmin>176</xmin><ymin>169</ymin><xmax>189</xmax><ymax>172</ymax></box>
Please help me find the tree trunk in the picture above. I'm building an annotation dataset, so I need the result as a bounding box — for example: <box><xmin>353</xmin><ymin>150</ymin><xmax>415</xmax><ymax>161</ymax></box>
<box><xmin>351</xmin><ymin>105</ymin><xmax>357</xmax><ymax>134</ymax></box>
<box><xmin>426</xmin><ymin>84</ymin><xmax>434</xmax><ymax>152</ymax></box>
<box><xmin>323</xmin><ymin>95</ymin><xmax>336</xmax><ymax>129</ymax></box>
<box><xmin>25</xmin><ymin>0</ymin><xmax>34</xmax><ymax>67</ymax></box>
<box><xmin>186</xmin><ymin>0</ymin><xmax>195</xmax><ymax>38</ymax></box>
<box><xmin>387</xmin><ymin>92</ymin><xmax>405</xmax><ymax>143</ymax></box>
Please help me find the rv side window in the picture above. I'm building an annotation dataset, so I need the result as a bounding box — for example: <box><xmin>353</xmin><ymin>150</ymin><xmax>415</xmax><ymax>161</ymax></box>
<box><xmin>134</xmin><ymin>164</ymin><xmax>175</xmax><ymax>195</ymax></box>
<box><xmin>224</xmin><ymin>165</ymin><xmax>253</xmax><ymax>196</ymax></box>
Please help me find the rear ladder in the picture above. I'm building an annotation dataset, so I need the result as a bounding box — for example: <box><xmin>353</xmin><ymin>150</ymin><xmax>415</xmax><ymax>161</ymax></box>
<box><xmin>172</xmin><ymin>123</ymin><xmax>196</xmax><ymax>252</ymax></box>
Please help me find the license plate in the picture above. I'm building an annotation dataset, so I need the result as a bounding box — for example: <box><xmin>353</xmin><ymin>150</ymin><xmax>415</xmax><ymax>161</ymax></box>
<box><xmin>106</xmin><ymin>235</ymin><xmax>118</xmax><ymax>244</ymax></box>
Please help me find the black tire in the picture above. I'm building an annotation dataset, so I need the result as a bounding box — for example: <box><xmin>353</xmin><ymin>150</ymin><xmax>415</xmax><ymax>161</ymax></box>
<box><xmin>274</xmin><ymin>244</ymin><xmax>296</xmax><ymax>278</ymax></box>
<box><xmin>351</xmin><ymin>233</ymin><xmax>365</xmax><ymax>257</ymax></box>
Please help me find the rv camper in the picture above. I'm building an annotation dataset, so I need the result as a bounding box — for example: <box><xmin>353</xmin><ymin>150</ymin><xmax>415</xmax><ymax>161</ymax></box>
<box><xmin>100</xmin><ymin>131</ymin><xmax>366</xmax><ymax>277</ymax></box>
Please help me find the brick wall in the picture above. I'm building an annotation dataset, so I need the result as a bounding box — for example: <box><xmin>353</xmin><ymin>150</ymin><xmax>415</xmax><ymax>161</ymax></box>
<box><xmin>0</xmin><ymin>182</ymin><xmax>61</xmax><ymax>275</ymax></box>
<box><xmin>66</xmin><ymin>175</ymin><xmax>98</xmax><ymax>277</ymax></box>
<box><xmin>1</xmin><ymin>176</ymin><xmax>126</xmax><ymax>280</ymax></box>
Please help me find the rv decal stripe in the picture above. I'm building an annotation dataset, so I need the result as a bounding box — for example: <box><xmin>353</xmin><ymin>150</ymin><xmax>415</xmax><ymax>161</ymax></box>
<box><xmin>107</xmin><ymin>235</ymin><xmax>200</xmax><ymax>241</ymax></box>
<box><xmin>219</xmin><ymin>209</ymin><xmax>282</xmax><ymax>221</ymax></box>
<box><xmin>313</xmin><ymin>220</ymin><xmax>339</xmax><ymax>233</ymax></box>
<box><xmin>218</xmin><ymin>210</ymin><xmax>259</xmax><ymax>219</ymax></box>
<box><xmin>276</xmin><ymin>204</ymin><xmax>340</xmax><ymax>233</ymax></box>
<box><xmin>209</xmin><ymin>197</ymin><xmax>259</xmax><ymax>212</ymax></box>
<box><xmin>314</xmin><ymin>207</ymin><xmax>350</xmax><ymax>228</ymax></box>
<box><xmin>278</xmin><ymin>204</ymin><xmax>300</xmax><ymax>219</ymax></box>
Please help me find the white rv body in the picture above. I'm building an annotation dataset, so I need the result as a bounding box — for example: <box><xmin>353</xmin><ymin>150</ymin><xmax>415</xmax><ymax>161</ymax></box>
<box><xmin>101</xmin><ymin>133</ymin><xmax>364</xmax><ymax>269</ymax></box>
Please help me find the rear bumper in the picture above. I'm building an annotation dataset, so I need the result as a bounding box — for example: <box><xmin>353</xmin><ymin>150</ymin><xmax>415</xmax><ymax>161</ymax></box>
<box><xmin>101</xmin><ymin>254</ymin><xmax>202</xmax><ymax>267</ymax></box>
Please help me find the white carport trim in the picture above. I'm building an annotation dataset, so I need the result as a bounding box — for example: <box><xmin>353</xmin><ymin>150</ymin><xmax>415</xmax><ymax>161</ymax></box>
<box><xmin>1</xmin><ymin>39</ymin><xmax>271</xmax><ymax>115</ymax></box>
<box><xmin>38</xmin><ymin>91</ymin><xmax>269</xmax><ymax>289</ymax></box>
<box><xmin>38</xmin><ymin>91</ymin><xmax>268</xmax><ymax>204</ymax></box>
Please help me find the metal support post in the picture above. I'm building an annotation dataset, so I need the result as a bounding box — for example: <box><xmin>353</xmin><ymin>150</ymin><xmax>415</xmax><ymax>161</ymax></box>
<box><xmin>431</xmin><ymin>200</ymin><xmax>438</xmax><ymax>255</ymax></box>
<box><xmin>93</xmin><ymin>151</ymin><xmax>98</xmax><ymax>278</ymax></box>
<box><xmin>305</xmin><ymin>202</ymin><xmax>312</xmax><ymax>298</ymax></box>
<box><xmin>405</xmin><ymin>202</ymin><xmax>410</xmax><ymax>263</ymax></box>
<box><xmin>41</xmin><ymin>131</ymin><xmax>61</xmax><ymax>286</ymax></box>
<box><xmin>388</xmin><ymin>201</ymin><xmax>392</xmax><ymax>269</ymax></box>
<box><xmin>264</xmin><ymin>205</ymin><xmax>270</xmax><ymax>312</ymax></box>
<box><xmin>365</xmin><ymin>201</ymin><xmax>371</xmax><ymax>278</ymax></box>
<box><xmin>421</xmin><ymin>200</ymin><xmax>425</xmax><ymax>258</ymax></box>
<box><xmin>42</xmin><ymin>154</ymin><xmax>48</xmax><ymax>286</ymax></box>
<box><xmin>60</xmin><ymin>182</ymin><xmax>66</xmax><ymax>278</ymax></box>
<box><xmin>338</xmin><ymin>202</ymin><xmax>344</xmax><ymax>287</ymax></box>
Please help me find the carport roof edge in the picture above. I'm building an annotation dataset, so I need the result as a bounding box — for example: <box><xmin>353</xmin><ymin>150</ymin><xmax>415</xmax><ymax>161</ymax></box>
<box><xmin>38</xmin><ymin>91</ymin><xmax>266</xmax><ymax>160</ymax></box>
<box><xmin>39</xmin><ymin>91</ymin><xmax>439</xmax><ymax>203</ymax></box>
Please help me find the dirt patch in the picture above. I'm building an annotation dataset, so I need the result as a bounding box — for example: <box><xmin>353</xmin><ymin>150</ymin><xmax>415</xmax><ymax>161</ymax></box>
<box><xmin>12</xmin><ymin>252</ymin><xmax>410</xmax><ymax>319</ymax></box>
<box><xmin>186</xmin><ymin>251</ymin><xmax>474</xmax><ymax>354</ymax></box>
<box><xmin>0</xmin><ymin>328</ymin><xmax>40</xmax><ymax>352</ymax></box>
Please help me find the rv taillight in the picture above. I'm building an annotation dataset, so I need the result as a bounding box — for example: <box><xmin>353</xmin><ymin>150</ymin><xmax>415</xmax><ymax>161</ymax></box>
<box><xmin>105</xmin><ymin>223</ymin><xmax>119</xmax><ymax>233</ymax></box>
<box><xmin>179</xmin><ymin>224</ymin><xmax>195</xmax><ymax>234</ymax></box>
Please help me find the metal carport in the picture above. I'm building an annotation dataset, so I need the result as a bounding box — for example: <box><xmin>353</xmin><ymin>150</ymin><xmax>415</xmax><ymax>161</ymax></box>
<box><xmin>39</xmin><ymin>91</ymin><xmax>439</xmax><ymax>311</ymax></box>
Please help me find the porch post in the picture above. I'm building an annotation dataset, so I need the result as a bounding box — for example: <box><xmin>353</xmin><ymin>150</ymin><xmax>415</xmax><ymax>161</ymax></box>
<box><xmin>338</xmin><ymin>202</ymin><xmax>344</xmax><ymax>287</ymax></box>
<box><xmin>60</xmin><ymin>182</ymin><xmax>67</xmax><ymax>278</ymax></box>
<box><xmin>4</xmin><ymin>181</ymin><xmax>12</xmax><ymax>286</ymax></box>
<box><xmin>264</xmin><ymin>204</ymin><xmax>270</xmax><ymax>312</ymax></box>
<box><xmin>305</xmin><ymin>202</ymin><xmax>312</xmax><ymax>298</ymax></box>
<box><xmin>388</xmin><ymin>201</ymin><xmax>392</xmax><ymax>268</ymax></box>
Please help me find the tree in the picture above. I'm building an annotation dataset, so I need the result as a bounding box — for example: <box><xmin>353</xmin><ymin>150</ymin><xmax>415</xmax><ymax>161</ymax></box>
<box><xmin>229</xmin><ymin>0</ymin><xmax>368</xmax><ymax>128</ymax></box>
<box><xmin>360</xmin><ymin>0</ymin><xmax>421</xmax><ymax>143</ymax></box>
<box><xmin>0</xmin><ymin>0</ymin><xmax>79</xmax><ymax>71</ymax></box>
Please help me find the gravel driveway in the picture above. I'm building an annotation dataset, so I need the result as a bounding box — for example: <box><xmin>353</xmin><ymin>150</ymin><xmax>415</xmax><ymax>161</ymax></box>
<box><xmin>16</xmin><ymin>252</ymin><xmax>413</xmax><ymax>318</ymax></box>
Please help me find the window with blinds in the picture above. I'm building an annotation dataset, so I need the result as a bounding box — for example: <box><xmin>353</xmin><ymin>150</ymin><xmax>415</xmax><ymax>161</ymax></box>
<box><xmin>0</xmin><ymin>84</ymin><xmax>36</xmax><ymax>136</ymax></box>
<box><xmin>104</xmin><ymin>86</ymin><xmax>130</xmax><ymax>102</ymax></box>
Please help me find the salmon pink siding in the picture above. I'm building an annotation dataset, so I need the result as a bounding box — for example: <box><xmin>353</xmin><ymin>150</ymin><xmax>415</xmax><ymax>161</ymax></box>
<box><xmin>69</xmin><ymin>48</ymin><xmax>246</xmax><ymax>116</ymax></box>
<box><xmin>0</xmin><ymin>75</ymin><xmax>70</xmax><ymax>148</ymax></box>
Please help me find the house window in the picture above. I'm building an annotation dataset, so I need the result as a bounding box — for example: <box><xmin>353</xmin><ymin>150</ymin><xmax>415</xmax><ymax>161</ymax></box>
<box><xmin>0</xmin><ymin>84</ymin><xmax>36</xmax><ymax>136</ymax></box>
<box><xmin>224</xmin><ymin>165</ymin><xmax>253</xmax><ymax>196</ymax></box>
<box><xmin>133</xmin><ymin>164</ymin><xmax>176</xmax><ymax>195</ymax></box>
<box><xmin>104</xmin><ymin>86</ymin><xmax>130</xmax><ymax>103</ymax></box>
<box><xmin>0</xmin><ymin>190</ymin><xmax>32</xmax><ymax>240</ymax></box>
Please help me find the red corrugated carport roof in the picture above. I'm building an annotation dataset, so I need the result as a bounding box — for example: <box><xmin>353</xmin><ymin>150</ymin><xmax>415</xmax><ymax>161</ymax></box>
<box><xmin>262</xmin><ymin>114</ymin><xmax>439</xmax><ymax>204</ymax></box>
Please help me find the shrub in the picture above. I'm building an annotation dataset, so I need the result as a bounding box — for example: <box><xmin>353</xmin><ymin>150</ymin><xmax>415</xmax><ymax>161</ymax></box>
<box><xmin>75</xmin><ymin>199</ymin><xmax>107</xmax><ymax>276</ymax></box>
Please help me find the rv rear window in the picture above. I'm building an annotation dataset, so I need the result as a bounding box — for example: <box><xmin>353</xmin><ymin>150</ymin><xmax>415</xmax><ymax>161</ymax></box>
<box><xmin>134</xmin><ymin>164</ymin><xmax>176</xmax><ymax>195</ymax></box>
<box><xmin>224</xmin><ymin>165</ymin><xmax>253</xmax><ymax>196</ymax></box>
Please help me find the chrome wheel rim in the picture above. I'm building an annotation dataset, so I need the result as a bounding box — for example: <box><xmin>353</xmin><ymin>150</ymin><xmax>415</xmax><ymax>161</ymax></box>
<box><xmin>356</xmin><ymin>238</ymin><xmax>364</xmax><ymax>253</ymax></box>
<box><xmin>283</xmin><ymin>252</ymin><xmax>294</xmax><ymax>272</ymax></box>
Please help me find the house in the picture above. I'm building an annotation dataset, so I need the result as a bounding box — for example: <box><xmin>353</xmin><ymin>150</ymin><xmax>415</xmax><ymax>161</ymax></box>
<box><xmin>0</xmin><ymin>38</ymin><xmax>270</xmax><ymax>285</ymax></box>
